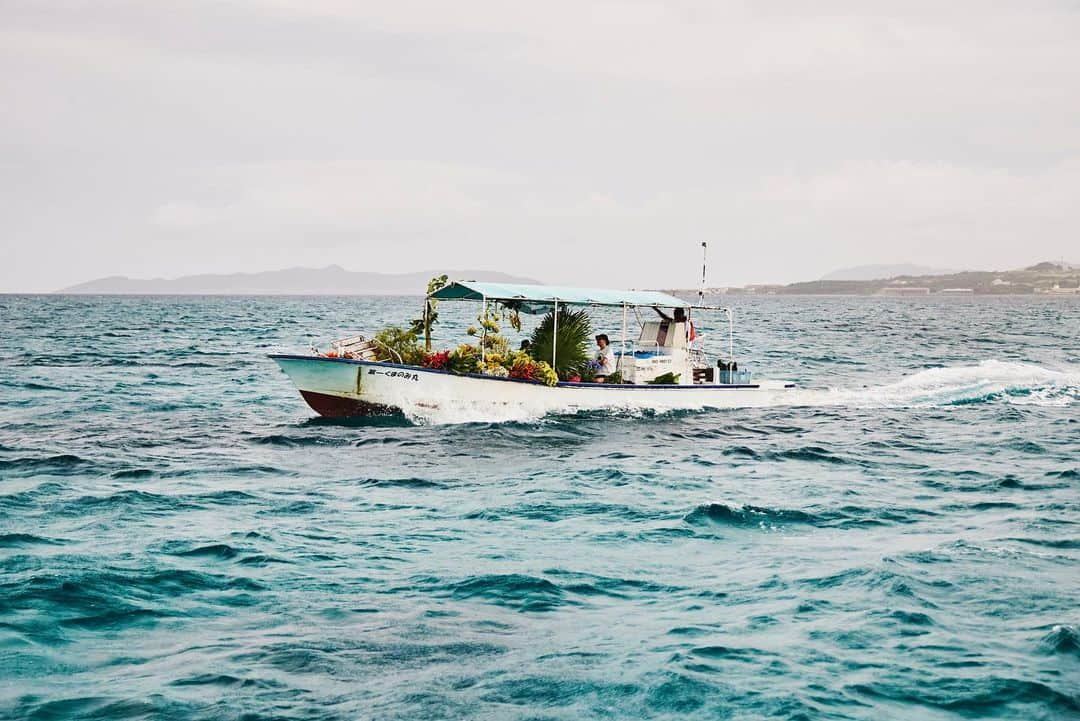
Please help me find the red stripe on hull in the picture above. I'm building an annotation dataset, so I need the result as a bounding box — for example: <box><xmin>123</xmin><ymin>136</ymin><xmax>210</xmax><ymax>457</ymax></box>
<box><xmin>299</xmin><ymin>391</ymin><xmax>399</xmax><ymax>418</ymax></box>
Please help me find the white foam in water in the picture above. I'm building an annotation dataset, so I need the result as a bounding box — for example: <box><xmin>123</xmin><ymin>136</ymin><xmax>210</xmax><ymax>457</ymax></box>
<box><xmin>399</xmin><ymin>398</ymin><xmax>549</xmax><ymax>426</ymax></box>
<box><xmin>805</xmin><ymin>359</ymin><xmax>1080</xmax><ymax>409</ymax></box>
<box><xmin>403</xmin><ymin>360</ymin><xmax>1079</xmax><ymax>425</ymax></box>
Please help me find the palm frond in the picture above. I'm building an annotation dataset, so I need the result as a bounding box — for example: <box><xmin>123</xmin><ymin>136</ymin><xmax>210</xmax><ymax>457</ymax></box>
<box><xmin>527</xmin><ymin>308</ymin><xmax>592</xmax><ymax>380</ymax></box>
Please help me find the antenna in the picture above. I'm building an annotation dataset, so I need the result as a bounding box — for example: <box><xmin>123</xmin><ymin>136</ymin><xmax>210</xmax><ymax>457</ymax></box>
<box><xmin>699</xmin><ymin>241</ymin><xmax>708</xmax><ymax>305</ymax></box>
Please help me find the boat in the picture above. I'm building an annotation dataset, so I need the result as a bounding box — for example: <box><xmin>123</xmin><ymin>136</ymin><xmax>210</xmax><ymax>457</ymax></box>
<box><xmin>270</xmin><ymin>277</ymin><xmax>796</xmax><ymax>421</ymax></box>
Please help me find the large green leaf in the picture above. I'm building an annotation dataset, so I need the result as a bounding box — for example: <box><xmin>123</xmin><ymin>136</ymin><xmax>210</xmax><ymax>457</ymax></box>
<box><xmin>528</xmin><ymin>308</ymin><xmax>592</xmax><ymax>380</ymax></box>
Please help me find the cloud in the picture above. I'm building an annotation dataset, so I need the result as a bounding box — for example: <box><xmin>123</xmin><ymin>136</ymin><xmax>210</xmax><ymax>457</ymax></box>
<box><xmin>2</xmin><ymin>0</ymin><xmax>1079</xmax><ymax>290</ymax></box>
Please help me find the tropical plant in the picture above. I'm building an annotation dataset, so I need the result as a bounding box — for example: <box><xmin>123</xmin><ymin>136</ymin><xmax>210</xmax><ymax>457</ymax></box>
<box><xmin>506</xmin><ymin>354</ymin><xmax>558</xmax><ymax>386</ymax></box>
<box><xmin>447</xmin><ymin>344</ymin><xmax>480</xmax><ymax>375</ymax></box>
<box><xmin>410</xmin><ymin>274</ymin><xmax>449</xmax><ymax>351</ymax></box>
<box><xmin>373</xmin><ymin>326</ymin><xmax>424</xmax><ymax>365</ymax></box>
<box><xmin>479</xmin><ymin>307</ymin><xmax>500</xmax><ymax>334</ymax></box>
<box><xmin>482</xmin><ymin>332</ymin><xmax>510</xmax><ymax>356</ymax></box>
<box><xmin>527</xmin><ymin>308</ymin><xmax>592</xmax><ymax>380</ymax></box>
<box><xmin>604</xmin><ymin>370</ymin><xmax>624</xmax><ymax>385</ymax></box>
<box><xmin>648</xmin><ymin>371</ymin><xmax>680</xmax><ymax>385</ymax></box>
<box><xmin>483</xmin><ymin>354</ymin><xmax>510</xmax><ymax>377</ymax></box>
<box><xmin>508</xmin><ymin>353</ymin><xmax>538</xmax><ymax>381</ymax></box>
<box><xmin>533</xmin><ymin>361</ymin><xmax>559</xmax><ymax>386</ymax></box>
<box><xmin>481</xmin><ymin>352</ymin><xmax>506</xmax><ymax>375</ymax></box>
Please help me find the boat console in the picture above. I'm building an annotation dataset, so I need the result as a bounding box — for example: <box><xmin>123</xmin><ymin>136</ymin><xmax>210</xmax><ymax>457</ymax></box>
<box><xmin>616</xmin><ymin>320</ymin><xmax>693</xmax><ymax>384</ymax></box>
<box><xmin>614</xmin><ymin>319</ymin><xmax>750</xmax><ymax>385</ymax></box>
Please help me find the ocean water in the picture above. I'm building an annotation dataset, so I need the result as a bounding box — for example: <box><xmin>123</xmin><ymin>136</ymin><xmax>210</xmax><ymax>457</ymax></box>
<box><xmin>1</xmin><ymin>294</ymin><xmax>1078</xmax><ymax>720</ymax></box>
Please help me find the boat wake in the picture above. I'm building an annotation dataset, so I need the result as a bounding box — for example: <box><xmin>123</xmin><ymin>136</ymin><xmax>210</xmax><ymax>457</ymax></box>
<box><xmin>795</xmin><ymin>359</ymin><xmax>1080</xmax><ymax>409</ymax></box>
<box><xmin>400</xmin><ymin>360</ymin><xmax>1079</xmax><ymax>425</ymax></box>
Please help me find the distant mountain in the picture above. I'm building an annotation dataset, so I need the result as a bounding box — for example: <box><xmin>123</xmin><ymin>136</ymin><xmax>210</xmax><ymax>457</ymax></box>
<box><xmin>1025</xmin><ymin>261</ymin><xmax>1078</xmax><ymax>272</ymax></box>
<box><xmin>820</xmin><ymin>264</ymin><xmax>961</xmax><ymax>281</ymax></box>
<box><xmin>777</xmin><ymin>260</ymin><xmax>1080</xmax><ymax>296</ymax></box>
<box><xmin>57</xmin><ymin>266</ymin><xmax>542</xmax><ymax>295</ymax></box>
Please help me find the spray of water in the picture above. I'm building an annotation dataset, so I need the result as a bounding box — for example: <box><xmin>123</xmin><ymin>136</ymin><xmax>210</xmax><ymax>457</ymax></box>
<box><xmin>400</xmin><ymin>360</ymin><xmax>1079</xmax><ymax>425</ymax></box>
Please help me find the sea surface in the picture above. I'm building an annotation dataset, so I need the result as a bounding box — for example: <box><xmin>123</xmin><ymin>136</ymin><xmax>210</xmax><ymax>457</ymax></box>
<box><xmin>1</xmin><ymin>294</ymin><xmax>1078</xmax><ymax>721</ymax></box>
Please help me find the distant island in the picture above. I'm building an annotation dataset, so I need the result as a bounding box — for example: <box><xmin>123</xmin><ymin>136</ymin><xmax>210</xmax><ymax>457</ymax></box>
<box><xmin>819</xmin><ymin>263</ymin><xmax>959</xmax><ymax>281</ymax></box>
<box><xmin>690</xmin><ymin>262</ymin><xmax>1080</xmax><ymax>297</ymax></box>
<box><xmin>56</xmin><ymin>266</ymin><xmax>541</xmax><ymax>295</ymax></box>
<box><xmin>55</xmin><ymin>261</ymin><xmax>1080</xmax><ymax>297</ymax></box>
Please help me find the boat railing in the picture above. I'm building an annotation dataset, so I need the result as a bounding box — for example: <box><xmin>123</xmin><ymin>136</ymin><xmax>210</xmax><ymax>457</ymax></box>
<box><xmin>367</xmin><ymin>338</ymin><xmax>402</xmax><ymax>364</ymax></box>
<box><xmin>718</xmin><ymin>369</ymin><xmax>752</xmax><ymax>384</ymax></box>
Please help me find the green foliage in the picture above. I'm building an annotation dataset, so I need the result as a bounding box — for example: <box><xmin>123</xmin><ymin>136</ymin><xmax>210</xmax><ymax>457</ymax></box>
<box><xmin>648</xmin><ymin>372</ymin><xmax>680</xmax><ymax>385</ymax></box>
<box><xmin>527</xmin><ymin>308</ymin><xmax>592</xmax><ymax>380</ymax></box>
<box><xmin>447</xmin><ymin>344</ymin><xmax>480</xmax><ymax>375</ymax></box>
<box><xmin>604</xmin><ymin>370</ymin><xmax>624</xmax><ymax>385</ymax></box>
<box><xmin>373</xmin><ymin>326</ymin><xmax>424</xmax><ymax>365</ymax></box>
<box><xmin>533</xmin><ymin>361</ymin><xmax>559</xmax><ymax>386</ymax></box>
<box><xmin>482</xmin><ymin>352</ymin><xmax>510</xmax><ymax>377</ymax></box>
<box><xmin>505</xmin><ymin>352</ymin><xmax>557</xmax><ymax>386</ymax></box>
<box><xmin>478</xmin><ymin>307</ymin><xmax>500</xmax><ymax>334</ymax></box>
<box><xmin>428</xmin><ymin>274</ymin><xmax>450</xmax><ymax>295</ymax></box>
<box><xmin>482</xmin><ymin>332</ymin><xmax>509</xmax><ymax>356</ymax></box>
<box><xmin>410</xmin><ymin>274</ymin><xmax>449</xmax><ymax>351</ymax></box>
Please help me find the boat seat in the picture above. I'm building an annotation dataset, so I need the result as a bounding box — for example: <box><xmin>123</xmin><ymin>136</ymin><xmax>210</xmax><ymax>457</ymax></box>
<box><xmin>331</xmin><ymin>334</ymin><xmax>378</xmax><ymax>359</ymax></box>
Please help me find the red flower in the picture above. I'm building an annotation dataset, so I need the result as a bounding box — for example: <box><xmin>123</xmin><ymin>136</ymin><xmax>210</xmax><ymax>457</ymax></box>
<box><xmin>423</xmin><ymin>351</ymin><xmax>450</xmax><ymax>370</ymax></box>
<box><xmin>509</xmin><ymin>358</ymin><xmax>537</xmax><ymax>380</ymax></box>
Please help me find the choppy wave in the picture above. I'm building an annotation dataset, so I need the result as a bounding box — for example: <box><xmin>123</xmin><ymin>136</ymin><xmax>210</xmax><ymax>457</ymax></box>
<box><xmin>682</xmin><ymin>501</ymin><xmax>937</xmax><ymax>531</ymax></box>
<box><xmin>2</xmin><ymin>295</ymin><xmax>1077</xmax><ymax>721</ymax></box>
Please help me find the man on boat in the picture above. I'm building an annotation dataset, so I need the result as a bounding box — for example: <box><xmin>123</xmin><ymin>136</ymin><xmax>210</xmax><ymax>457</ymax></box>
<box><xmin>594</xmin><ymin>334</ymin><xmax>616</xmax><ymax>382</ymax></box>
<box><xmin>655</xmin><ymin>307</ymin><xmax>695</xmax><ymax>345</ymax></box>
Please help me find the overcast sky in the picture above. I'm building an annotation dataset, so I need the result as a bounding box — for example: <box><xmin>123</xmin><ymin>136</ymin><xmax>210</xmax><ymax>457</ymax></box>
<box><xmin>3</xmin><ymin>1</ymin><xmax>1079</xmax><ymax>291</ymax></box>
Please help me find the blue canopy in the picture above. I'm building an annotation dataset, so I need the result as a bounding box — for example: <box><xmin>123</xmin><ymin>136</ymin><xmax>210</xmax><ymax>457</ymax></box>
<box><xmin>428</xmin><ymin>280</ymin><xmax>690</xmax><ymax>314</ymax></box>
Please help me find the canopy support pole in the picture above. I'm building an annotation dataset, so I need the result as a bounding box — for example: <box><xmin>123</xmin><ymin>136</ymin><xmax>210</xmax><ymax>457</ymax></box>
<box><xmin>621</xmin><ymin>302</ymin><xmax>628</xmax><ymax>364</ymax></box>
<box><xmin>422</xmin><ymin>300</ymin><xmax>431</xmax><ymax>352</ymax></box>
<box><xmin>728</xmin><ymin>308</ymin><xmax>734</xmax><ymax>365</ymax></box>
<box><xmin>699</xmin><ymin>241</ymin><xmax>708</xmax><ymax>306</ymax></box>
<box><xmin>481</xmin><ymin>296</ymin><xmax>487</xmax><ymax>363</ymax></box>
<box><xmin>552</xmin><ymin>300</ymin><xmax>558</xmax><ymax>371</ymax></box>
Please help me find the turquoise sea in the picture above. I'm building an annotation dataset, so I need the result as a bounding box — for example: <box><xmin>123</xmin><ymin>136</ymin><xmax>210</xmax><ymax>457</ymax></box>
<box><xmin>1</xmin><ymin>294</ymin><xmax>1078</xmax><ymax>720</ymax></box>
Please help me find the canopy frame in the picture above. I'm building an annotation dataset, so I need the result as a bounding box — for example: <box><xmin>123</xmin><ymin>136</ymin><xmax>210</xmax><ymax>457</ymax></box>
<box><xmin>424</xmin><ymin>279</ymin><xmax>738</xmax><ymax>377</ymax></box>
<box><xmin>426</xmin><ymin>280</ymin><xmax>725</xmax><ymax>313</ymax></box>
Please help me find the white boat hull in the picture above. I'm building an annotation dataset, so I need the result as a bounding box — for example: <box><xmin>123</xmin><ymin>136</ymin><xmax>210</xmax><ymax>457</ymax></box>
<box><xmin>270</xmin><ymin>354</ymin><xmax>796</xmax><ymax>423</ymax></box>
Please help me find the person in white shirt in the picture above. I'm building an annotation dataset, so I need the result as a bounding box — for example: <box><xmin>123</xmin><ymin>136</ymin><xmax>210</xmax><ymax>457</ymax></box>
<box><xmin>594</xmin><ymin>334</ymin><xmax>616</xmax><ymax>382</ymax></box>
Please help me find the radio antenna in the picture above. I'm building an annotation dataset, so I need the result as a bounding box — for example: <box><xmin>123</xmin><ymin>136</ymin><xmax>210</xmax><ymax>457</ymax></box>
<box><xmin>698</xmin><ymin>241</ymin><xmax>708</xmax><ymax>306</ymax></box>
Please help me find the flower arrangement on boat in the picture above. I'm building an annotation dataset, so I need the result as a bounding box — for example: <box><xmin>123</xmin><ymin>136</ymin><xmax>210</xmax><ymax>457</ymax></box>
<box><xmin>353</xmin><ymin>288</ymin><xmax>569</xmax><ymax>385</ymax></box>
<box><xmin>411</xmin><ymin>340</ymin><xmax>562</xmax><ymax>385</ymax></box>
